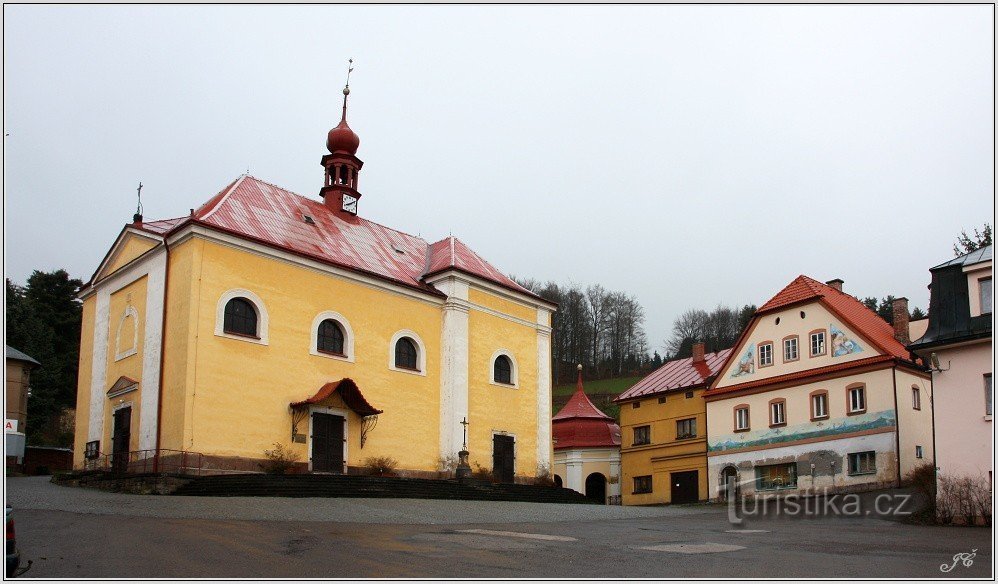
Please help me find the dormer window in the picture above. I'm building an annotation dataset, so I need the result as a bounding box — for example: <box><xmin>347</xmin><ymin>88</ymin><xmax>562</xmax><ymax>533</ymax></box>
<box><xmin>980</xmin><ymin>277</ymin><xmax>992</xmax><ymax>314</ymax></box>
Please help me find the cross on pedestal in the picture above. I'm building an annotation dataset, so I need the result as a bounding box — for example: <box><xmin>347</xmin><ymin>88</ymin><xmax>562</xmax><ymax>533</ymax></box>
<box><xmin>460</xmin><ymin>417</ymin><xmax>469</xmax><ymax>450</ymax></box>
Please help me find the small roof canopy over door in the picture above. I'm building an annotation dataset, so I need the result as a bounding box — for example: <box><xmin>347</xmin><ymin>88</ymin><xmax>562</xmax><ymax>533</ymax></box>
<box><xmin>289</xmin><ymin>378</ymin><xmax>383</xmax><ymax>447</ymax></box>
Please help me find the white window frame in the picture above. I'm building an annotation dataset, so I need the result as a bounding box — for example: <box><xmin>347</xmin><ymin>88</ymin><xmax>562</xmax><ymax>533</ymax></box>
<box><xmin>114</xmin><ymin>305</ymin><xmax>140</xmax><ymax>361</ymax></box>
<box><xmin>489</xmin><ymin>349</ymin><xmax>519</xmax><ymax>388</ymax></box>
<box><xmin>812</xmin><ymin>393</ymin><xmax>828</xmax><ymax>419</ymax></box>
<box><xmin>388</xmin><ymin>329</ymin><xmax>427</xmax><ymax>376</ymax></box>
<box><xmin>915</xmin><ymin>445</ymin><xmax>923</xmax><ymax>459</ymax></box>
<box><xmin>980</xmin><ymin>277</ymin><xmax>992</xmax><ymax>314</ymax></box>
<box><xmin>309</xmin><ymin>310</ymin><xmax>355</xmax><ymax>363</ymax></box>
<box><xmin>985</xmin><ymin>374</ymin><xmax>993</xmax><ymax>419</ymax></box>
<box><xmin>848</xmin><ymin>451</ymin><xmax>876</xmax><ymax>475</ymax></box>
<box><xmin>770</xmin><ymin>401</ymin><xmax>786</xmax><ymax>425</ymax></box>
<box><xmin>758</xmin><ymin>343</ymin><xmax>773</xmax><ymax>367</ymax></box>
<box><xmin>735</xmin><ymin>407</ymin><xmax>750</xmax><ymax>431</ymax></box>
<box><xmin>214</xmin><ymin>288</ymin><xmax>269</xmax><ymax>345</ymax></box>
<box><xmin>810</xmin><ymin>331</ymin><xmax>826</xmax><ymax>356</ymax></box>
<box><xmin>848</xmin><ymin>386</ymin><xmax>866</xmax><ymax>413</ymax></box>
<box><xmin>783</xmin><ymin>337</ymin><xmax>799</xmax><ymax>362</ymax></box>
<box><xmin>912</xmin><ymin>386</ymin><xmax>921</xmax><ymax>410</ymax></box>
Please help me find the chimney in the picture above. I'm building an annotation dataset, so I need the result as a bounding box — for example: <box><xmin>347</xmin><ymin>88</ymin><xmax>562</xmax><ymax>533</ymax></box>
<box><xmin>826</xmin><ymin>279</ymin><xmax>844</xmax><ymax>292</ymax></box>
<box><xmin>892</xmin><ymin>297</ymin><xmax>910</xmax><ymax>345</ymax></box>
<box><xmin>692</xmin><ymin>342</ymin><xmax>706</xmax><ymax>364</ymax></box>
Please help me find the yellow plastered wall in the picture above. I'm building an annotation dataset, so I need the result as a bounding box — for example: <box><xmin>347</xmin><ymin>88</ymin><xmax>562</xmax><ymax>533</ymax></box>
<box><xmin>187</xmin><ymin>239</ymin><xmax>443</xmax><ymax>471</ymax></box>
<box><xmin>716</xmin><ymin>302</ymin><xmax>879</xmax><ymax>389</ymax></box>
<box><xmin>619</xmin><ymin>389</ymin><xmax>708</xmax><ymax>505</ymax></box>
<box><xmin>102</xmin><ymin>276</ymin><xmax>148</xmax><ymax>452</ymax></box>
<box><xmin>158</xmin><ymin>237</ymin><xmax>200</xmax><ymax>452</ymax></box>
<box><xmin>72</xmin><ymin>297</ymin><xmax>97</xmax><ymax>467</ymax></box>
<box><xmin>894</xmin><ymin>368</ymin><xmax>934</xmax><ymax>477</ymax></box>
<box><xmin>468</xmin><ymin>288</ymin><xmax>537</xmax><ymax>323</ymax></box>
<box><xmin>467</xmin><ymin>291</ymin><xmax>540</xmax><ymax>477</ymax></box>
<box><xmin>102</xmin><ymin>234</ymin><xmax>158</xmax><ymax>277</ymax></box>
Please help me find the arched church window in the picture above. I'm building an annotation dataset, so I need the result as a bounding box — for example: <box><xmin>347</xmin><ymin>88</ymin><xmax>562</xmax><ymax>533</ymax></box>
<box><xmin>394</xmin><ymin>337</ymin><xmax>418</xmax><ymax>370</ymax></box>
<box><xmin>223</xmin><ymin>298</ymin><xmax>258</xmax><ymax>337</ymax></box>
<box><xmin>317</xmin><ymin>319</ymin><xmax>345</xmax><ymax>355</ymax></box>
<box><xmin>494</xmin><ymin>355</ymin><xmax>513</xmax><ymax>385</ymax></box>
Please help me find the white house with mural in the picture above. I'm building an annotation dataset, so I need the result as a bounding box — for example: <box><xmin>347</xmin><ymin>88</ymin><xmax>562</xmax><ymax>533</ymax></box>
<box><xmin>703</xmin><ymin>276</ymin><xmax>934</xmax><ymax>498</ymax></box>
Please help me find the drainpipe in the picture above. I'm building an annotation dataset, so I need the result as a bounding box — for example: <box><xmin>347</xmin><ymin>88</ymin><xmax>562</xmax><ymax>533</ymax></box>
<box><xmin>928</xmin><ymin>366</ymin><xmax>938</xmax><ymax>507</ymax></box>
<box><xmin>891</xmin><ymin>365</ymin><xmax>901</xmax><ymax>488</ymax></box>
<box><xmin>154</xmin><ymin>237</ymin><xmax>171</xmax><ymax>472</ymax></box>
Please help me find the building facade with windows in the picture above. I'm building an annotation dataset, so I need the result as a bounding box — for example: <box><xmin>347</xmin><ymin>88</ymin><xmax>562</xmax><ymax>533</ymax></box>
<box><xmin>72</xmin><ymin>86</ymin><xmax>556</xmax><ymax>480</ymax></box>
<box><xmin>6</xmin><ymin>346</ymin><xmax>40</xmax><ymax>468</ymax></box>
<box><xmin>551</xmin><ymin>366</ymin><xmax>621</xmax><ymax>503</ymax></box>
<box><xmin>614</xmin><ymin>343</ymin><xmax>731</xmax><ymax>505</ymax></box>
<box><xmin>703</xmin><ymin>276</ymin><xmax>933</xmax><ymax>499</ymax></box>
<box><xmin>909</xmin><ymin>245</ymin><xmax>992</xmax><ymax>483</ymax></box>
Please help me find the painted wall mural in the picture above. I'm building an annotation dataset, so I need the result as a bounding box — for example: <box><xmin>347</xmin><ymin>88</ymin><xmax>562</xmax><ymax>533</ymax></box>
<box><xmin>830</xmin><ymin>324</ymin><xmax>863</xmax><ymax>357</ymax></box>
<box><xmin>730</xmin><ymin>345</ymin><xmax>755</xmax><ymax>377</ymax></box>
<box><xmin>708</xmin><ymin>409</ymin><xmax>895</xmax><ymax>453</ymax></box>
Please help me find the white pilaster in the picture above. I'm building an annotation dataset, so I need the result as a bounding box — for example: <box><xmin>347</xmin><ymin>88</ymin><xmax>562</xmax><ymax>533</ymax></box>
<box><xmin>88</xmin><ymin>289</ymin><xmax>111</xmax><ymax>443</ymax></box>
<box><xmin>536</xmin><ymin>307</ymin><xmax>553</xmax><ymax>474</ymax></box>
<box><xmin>138</xmin><ymin>251</ymin><xmax>167</xmax><ymax>450</ymax></box>
<box><xmin>438</xmin><ymin>277</ymin><xmax>470</xmax><ymax>465</ymax></box>
<box><xmin>566</xmin><ymin>457</ymin><xmax>584</xmax><ymax>494</ymax></box>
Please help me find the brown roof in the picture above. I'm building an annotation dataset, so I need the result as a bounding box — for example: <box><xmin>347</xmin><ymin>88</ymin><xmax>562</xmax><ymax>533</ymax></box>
<box><xmin>290</xmin><ymin>378</ymin><xmax>382</xmax><ymax>417</ymax></box>
<box><xmin>614</xmin><ymin>348</ymin><xmax>732</xmax><ymax>402</ymax></box>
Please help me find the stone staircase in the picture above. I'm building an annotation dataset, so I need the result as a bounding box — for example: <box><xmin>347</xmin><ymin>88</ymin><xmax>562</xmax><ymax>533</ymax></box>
<box><xmin>171</xmin><ymin>473</ymin><xmax>597</xmax><ymax>504</ymax></box>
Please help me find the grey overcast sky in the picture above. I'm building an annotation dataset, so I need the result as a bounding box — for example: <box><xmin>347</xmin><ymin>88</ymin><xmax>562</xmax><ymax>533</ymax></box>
<box><xmin>3</xmin><ymin>5</ymin><xmax>994</xmax><ymax>351</ymax></box>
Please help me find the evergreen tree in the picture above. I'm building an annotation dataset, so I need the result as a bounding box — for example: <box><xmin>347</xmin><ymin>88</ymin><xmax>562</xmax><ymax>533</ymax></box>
<box><xmin>953</xmin><ymin>223</ymin><xmax>993</xmax><ymax>256</ymax></box>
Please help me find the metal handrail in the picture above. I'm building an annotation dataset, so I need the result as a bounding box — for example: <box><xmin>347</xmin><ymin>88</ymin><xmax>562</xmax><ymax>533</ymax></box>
<box><xmin>84</xmin><ymin>448</ymin><xmax>204</xmax><ymax>476</ymax></box>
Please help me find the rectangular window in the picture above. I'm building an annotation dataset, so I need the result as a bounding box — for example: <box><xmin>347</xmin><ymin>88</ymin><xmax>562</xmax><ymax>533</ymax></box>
<box><xmin>812</xmin><ymin>393</ymin><xmax>828</xmax><ymax>419</ymax></box>
<box><xmin>912</xmin><ymin>387</ymin><xmax>921</xmax><ymax>410</ymax></box>
<box><xmin>633</xmin><ymin>475</ymin><xmax>652</xmax><ymax>494</ymax></box>
<box><xmin>685</xmin><ymin>391</ymin><xmax>694</xmax><ymax>399</ymax></box>
<box><xmin>848</xmin><ymin>451</ymin><xmax>876</xmax><ymax>475</ymax></box>
<box><xmin>981</xmin><ymin>277</ymin><xmax>992</xmax><ymax>314</ymax></box>
<box><xmin>676</xmin><ymin>418</ymin><xmax>697</xmax><ymax>440</ymax></box>
<box><xmin>770</xmin><ymin>401</ymin><xmax>786</xmax><ymax>426</ymax></box>
<box><xmin>633</xmin><ymin>425</ymin><xmax>651</xmax><ymax>446</ymax></box>
<box><xmin>734</xmin><ymin>407</ymin><xmax>750</xmax><ymax>431</ymax></box>
<box><xmin>783</xmin><ymin>337</ymin><xmax>799</xmax><ymax>362</ymax></box>
<box><xmin>755</xmin><ymin>463</ymin><xmax>797</xmax><ymax>490</ymax></box>
<box><xmin>915</xmin><ymin>445</ymin><xmax>923</xmax><ymax>459</ymax></box>
<box><xmin>84</xmin><ymin>440</ymin><xmax>100</xmax><ymax>460</ymax></box>
<box><xmin>632</xmin><ymin>402</ymin><xmax>641</xmax><ymax>409</ymax></box>
<box><xmin>986</xmin><ymin>374</ymin><xmax>993</xmax><ymax>416</ymax></box>
<box><xmin>658</xmin><ymin>396</ymin><xmax>666</xmax><ymax>404</ymax></box>
<box><xmin>848</xmin><ymin>386</ymin><xmax>866</xmax><ymax>413</ymax></box>
<box><xmin>810</xmin><ymin>331</ymin><xmax>826</xmax><ymax>356</ymax></box>
<box><xmin>759</xmin><ymin>343</ymin><xmax>773</xmax><ymax>367</ymax></box>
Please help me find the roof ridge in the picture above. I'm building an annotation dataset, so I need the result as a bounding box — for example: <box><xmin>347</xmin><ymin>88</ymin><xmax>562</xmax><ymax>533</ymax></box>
<box><xmin>198</xmin><ymin>175</ymin><xmax>247</xmax><ymax>221</ymax></box>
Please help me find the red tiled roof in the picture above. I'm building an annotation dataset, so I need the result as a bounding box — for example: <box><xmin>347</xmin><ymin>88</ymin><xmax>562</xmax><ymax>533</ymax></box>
<box><xmin>759</xmin><ymin>275</ymin><xmax>909</xmax><ymax>359</ymax></box>
<box><xmin>614</xmin><ymin>348</ymin><xmax>732</xmax><ymax>403</ymax></box>
<box><xmin>552</xmin><ymin>371</ymin><xmax>621</xmax><ymax>450</ymax></box>
<box><xmin>134</xmin><ymin>217</ymin><xmax>187</xmax><ymax>236</ymax></box>
<box><xmin>290</xmin><ymin>378</ymin><xmax>383</xmax><ymax>417</ymax></box>
<box><xmin>142</xmin><ymin>175</ymin><xmax>541</xmax><ymax>300</ymax></box>
<box><xmin>703</xmin><ymin>355</ymin><xmax>895</xmax><ymax>398</ymax></box>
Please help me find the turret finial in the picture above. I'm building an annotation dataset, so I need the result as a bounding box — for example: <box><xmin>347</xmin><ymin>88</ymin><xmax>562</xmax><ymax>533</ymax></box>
<box><xmin>341</xmin><ymin>58</ymin><xmax>354</xmax><ymax>120</ymax></box>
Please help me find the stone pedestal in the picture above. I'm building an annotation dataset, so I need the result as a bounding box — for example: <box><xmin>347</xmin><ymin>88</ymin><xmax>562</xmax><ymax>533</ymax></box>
<box><xmin>455</xmin><ymin>449</ymin><xmax>472</xmax><ymax>479</ymax></box>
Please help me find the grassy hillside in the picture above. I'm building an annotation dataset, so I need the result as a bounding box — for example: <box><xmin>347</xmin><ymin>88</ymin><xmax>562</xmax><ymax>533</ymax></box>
<box><xmin>551</xmin><ymin>375</ymin><xmax>643</xmax><ymax>423</ymax></box>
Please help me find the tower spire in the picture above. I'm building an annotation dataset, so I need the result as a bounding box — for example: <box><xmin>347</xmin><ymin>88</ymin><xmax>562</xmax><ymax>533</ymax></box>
<box><xmin>133</xmin><ymin>182</ymin><xmax>143</xmax><ymax>224</ymax></box>
<box><xmin>341</xmin><ymin>58</ymin><xmax>354</xmax><ymax>122</ymax></box>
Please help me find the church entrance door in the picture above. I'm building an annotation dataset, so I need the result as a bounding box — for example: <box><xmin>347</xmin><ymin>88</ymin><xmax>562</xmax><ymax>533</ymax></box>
<box><xmin>311</xmin><ymin>413</ymin><xmax>345</xmax><ymax>473</ymax></box>
<box><xmin>492</xmin><ymin>434</ymin><xmax>515</xmax><ymax>483</ymax></box>
<box><xmin>111</xmin><ymin>407</ymin><xmax>131</xmax><ymax>474</ymax></box>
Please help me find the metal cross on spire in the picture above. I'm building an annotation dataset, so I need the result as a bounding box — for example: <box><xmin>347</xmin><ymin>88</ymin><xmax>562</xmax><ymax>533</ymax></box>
<box><xmin>340</xmin><ymin>58</ymin><xmax>354</xmax><ymax>121</ymax></box>
<box><xmin>133</xmin><ymin>182</ymin><xmax>144</xmax><ymax>223</ymax></box>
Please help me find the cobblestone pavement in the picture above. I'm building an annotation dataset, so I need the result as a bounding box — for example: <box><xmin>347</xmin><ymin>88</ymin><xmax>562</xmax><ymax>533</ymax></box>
<box><xmin>5</xmin><ymin>476</ymin><xmax>718</xmax><ymax>524</ymax></box>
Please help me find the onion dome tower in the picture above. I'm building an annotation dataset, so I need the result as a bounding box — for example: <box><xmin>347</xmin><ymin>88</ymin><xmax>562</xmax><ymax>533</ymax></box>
<box><xmin>320</xmin><ymin>59</ymin><xmax>364</xmax><ymax>216</ymax></box>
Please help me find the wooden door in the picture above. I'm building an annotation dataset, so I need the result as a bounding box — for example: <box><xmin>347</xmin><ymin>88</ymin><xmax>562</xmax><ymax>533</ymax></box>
<box><xmin>311</xmin><ymin>413</ymin><xmax>345</xmax><ymax>473</ymax></box>
<box><xmin>670</xmin><ymin>470</ymin><xmax>699</xmax><ymax>504</ymax></box>
<box><xmin>492</xmin><ymin>434</ymin><xmax>515</xmax><ymax>483</ymax></box>
<box><xmin>111</xmin><ymin>407</ymin><xmax>131</xmax><ymax>474</ymax></box>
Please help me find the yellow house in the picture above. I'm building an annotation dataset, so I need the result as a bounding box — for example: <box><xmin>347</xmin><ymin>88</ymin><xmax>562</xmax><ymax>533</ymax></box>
<box><xmin>614</xmin><ymin>344</ymin><xmax>730</xmax><ymax>505</ymax></box>
<box><xmin>704</xmin><ymin>276</ymin><xmax>933</xmax><ymax>499</ymax></box>
<box><xmin>72</xmin><ymin>85</ymin><xmax>556</xmax><ymax>480</ymax></box>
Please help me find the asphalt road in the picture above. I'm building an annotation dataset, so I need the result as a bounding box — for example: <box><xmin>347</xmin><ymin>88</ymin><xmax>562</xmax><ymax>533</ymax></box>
<box><xmin>6</xmin><ymin>478</ymin><xmax>993</xmax><ymax>579</ymax></box>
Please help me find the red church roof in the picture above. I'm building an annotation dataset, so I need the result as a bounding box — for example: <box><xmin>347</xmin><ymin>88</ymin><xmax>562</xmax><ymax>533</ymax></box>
<box><xmin>122</xmin><ymin>175</ymin><xmax>544</xmax><ymax>301</ymax></box>
<box><xmin>552</xmin><ymin>369</ymin><xmax>621</xmax><ymax>450</ymax></box>
<box><xmin>614</xmin><ymin>348</ymin><xmax>732</xmax><ymax>403</ymax></box>
<box><xmin>757</xmin><ymin>275</ymin><xmax>909</xmax><ymax>359</ymax></box>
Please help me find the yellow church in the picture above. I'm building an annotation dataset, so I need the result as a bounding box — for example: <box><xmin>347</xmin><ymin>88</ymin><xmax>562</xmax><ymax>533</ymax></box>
<box><xmin>72</xmin><ymin>82</ymin><xmax>557</xmax><ymax>481</ymax></box>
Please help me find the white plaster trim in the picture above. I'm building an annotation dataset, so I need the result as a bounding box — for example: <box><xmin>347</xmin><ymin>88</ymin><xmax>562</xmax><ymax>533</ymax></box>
<box><xmin>308</xmin><ymin>406</ymin><xmax>349</xmax><ymax>473</ymax></box>
<box><xmin>167</xmin><ymin>224</ymin><xmax>445</xmax><ymax>307</ymax></box>
<box><xmin>489</xmin><ymin>349</ymin><xmax>519</xmax><ymax>389</ymax></box>
<box><xmin>388</xmin><ymin>329</ymin><xmax>427</xmax><ymax>376</ymax></box>
<box><xmin>138</xmin><ymin>251</ymin><xmax>167</xmax><ymax>451</ymax></box>
<box><xmin>114</xmin><ymin>305</ymin><xmax>140</xmax><ymax>361</ymax></box>
<box><xmin>88</xmin><ymin>227</ymin><xmax>164</xmax><ymax>290</ymax></box>
<box><xmin>214</xmin><ymin>288</ymin><xmax>270</xmax><ymax>345</ymax></box>
<box><xmin>536</xmin><ymin>317</ymin><xmax>553</xmax><ymax>474</ymax></box>
<box><xmin>88</xmin><ymin>287</ymin><xmax>111</xmax><ymax>444</ymax></box>
<box><xmin>437</xmin><ymin>276</ymin><xmax>471</xmax><ymax>465</ymax></box>
<box><xmin>423</xmin><ymin>269</ymin><xmax>557</xmax><ymax>311</ymax></box>
<box><xmin>309</xmin><ymin>310</ymin><xmax>356</xmax><ymax>363</ymax></box>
